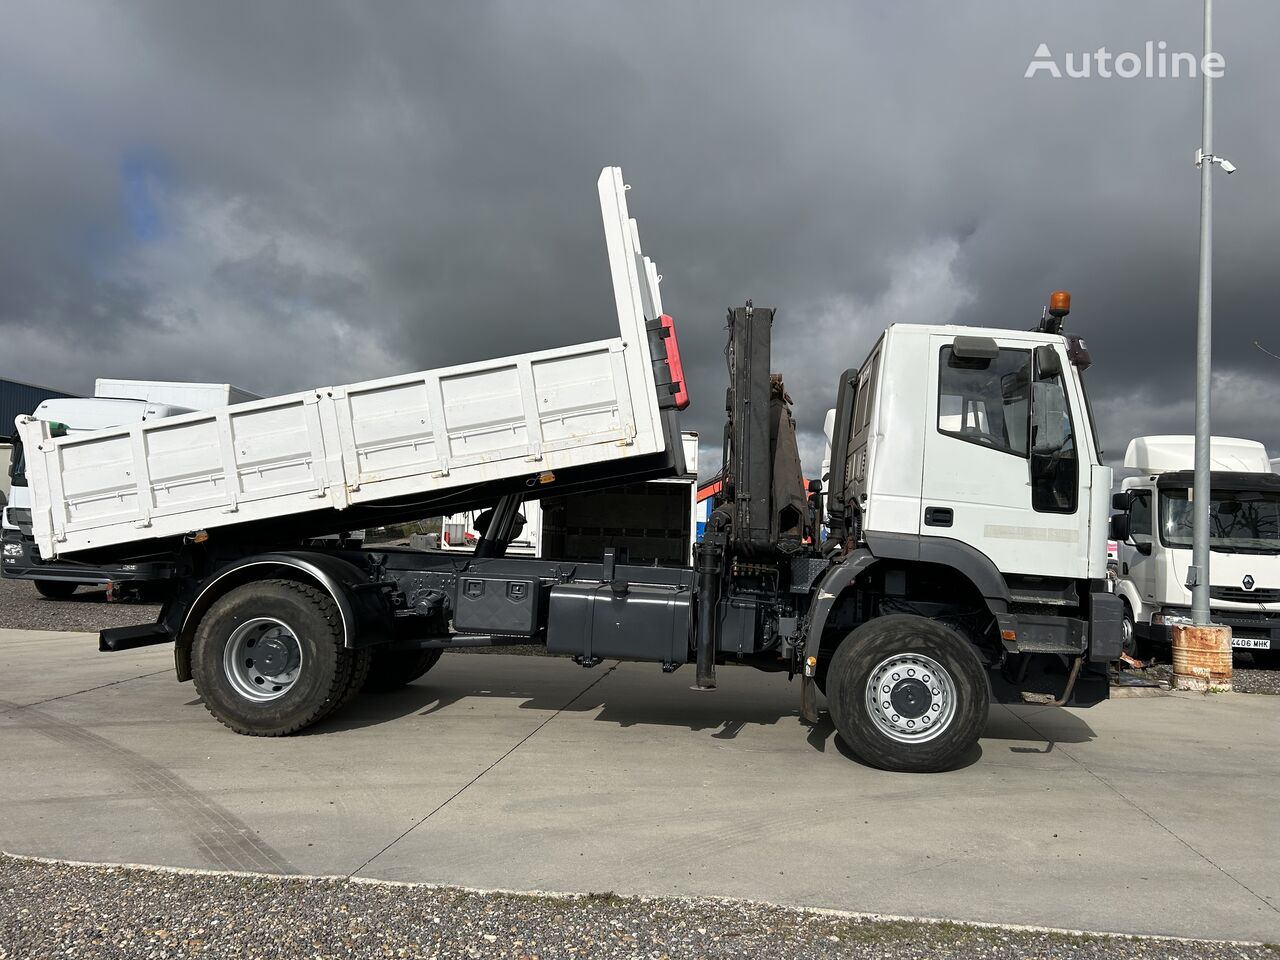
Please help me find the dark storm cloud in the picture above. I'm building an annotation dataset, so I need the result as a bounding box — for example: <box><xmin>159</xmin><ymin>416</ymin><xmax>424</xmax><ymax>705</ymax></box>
<box><xmin>1</xmin><ymin>0</ymin><xmax>1278</xmax><ymax>474</ymax></box>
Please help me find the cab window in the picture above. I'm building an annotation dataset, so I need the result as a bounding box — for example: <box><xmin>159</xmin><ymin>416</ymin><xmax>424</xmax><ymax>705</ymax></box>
<box><xmin>937</xmin><ymin>347</ymin><xmax>1030</xmax><ymax>456</ymax></box>
<box><xmin>1129</xmin><ymin>490</ymin><xmax>1153</xmax><ymax>546</ymax></box>
<box><xmin>852</xmin><ymin>353</ymin><xmax>879</xmax><ymax>434</ymax></box>
<box><xmin>1030</xmin><ymin>353</ymin><xmax>1077</xmax><ymax>514</ymax></box>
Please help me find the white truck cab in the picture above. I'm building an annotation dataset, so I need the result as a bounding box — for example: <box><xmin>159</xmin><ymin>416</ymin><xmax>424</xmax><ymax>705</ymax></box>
<box><xmin>839</xmin><ymin>322</ymin><xmax>1111</xmax><ymax>584</ymax></box>
<box><xmin>1111</xmin><ymin>435</ymin><xmax>1280</xmax><ymax>667</ymax></box>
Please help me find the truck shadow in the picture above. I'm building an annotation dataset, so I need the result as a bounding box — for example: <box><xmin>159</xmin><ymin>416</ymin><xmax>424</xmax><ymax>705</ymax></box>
<box><xmin>314</xmin><ymin>661</ymin><xmax>806</xmax><ymax>738</ymax></box>
<box><xmin>983</xmin><ymin>705</ymin><xmax>1097</xmax><ymax>754</ymax></box>
<box><xmin>313</xmin><ymin>660</ymin><xmax>1094</xmax><ymax>766</ymax></box>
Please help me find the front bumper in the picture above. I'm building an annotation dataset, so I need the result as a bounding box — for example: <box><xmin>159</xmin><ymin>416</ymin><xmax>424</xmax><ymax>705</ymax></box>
<box><xmin>1146</xmin><ymin>606</ymin><xmax>1280</xmax><ymax>646</ymax></box>
<box><xmin>2</xmin><ymin>528</ymin><xmax>174</xmax><ymax>584</ymax></box>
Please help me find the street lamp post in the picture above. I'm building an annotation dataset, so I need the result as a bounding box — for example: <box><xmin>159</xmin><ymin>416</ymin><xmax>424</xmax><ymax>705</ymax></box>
<box><xmin>1190</xmin><ymin>0</ymin><xmax>1216</xmax><ymax>625</ymax></box>
<box><xmin>1172</xmin><ymin>0</ymin><xmax>1235</xmax><ymax>691</ymax></box>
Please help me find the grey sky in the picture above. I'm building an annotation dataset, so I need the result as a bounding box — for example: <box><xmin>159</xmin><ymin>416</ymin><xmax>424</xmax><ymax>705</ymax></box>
<box><xmin>2</xmin><ymin>1</ymin><xmax>1278</xmax><ymax>476</ymax></box>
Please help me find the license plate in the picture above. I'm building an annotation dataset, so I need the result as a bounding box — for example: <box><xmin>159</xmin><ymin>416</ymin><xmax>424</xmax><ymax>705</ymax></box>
<box><xmin>1232</xmin><ymin>637</ymin><xmax>1271</xmax><ymax>649</ymax></box>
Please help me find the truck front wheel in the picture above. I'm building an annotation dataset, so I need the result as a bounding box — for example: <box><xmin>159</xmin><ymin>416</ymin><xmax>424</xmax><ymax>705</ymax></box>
<box><xmin>827</xmin><ymin>615</ymin><xmax>989</xmax><ymax>773</ymax></box>
<box><xmin>191</xmin><ymin>579</ymin><xmax>360</xmax><ymax>736</ymax></box>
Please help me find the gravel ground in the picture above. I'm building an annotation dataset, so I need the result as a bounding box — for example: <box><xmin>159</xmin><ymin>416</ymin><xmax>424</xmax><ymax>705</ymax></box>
<box><xmin>1122</xmin><ymin>656</ymin><xmax>1280</xmax><ymax>696</ymax></box>
<box><xmin>0</xmin><ymin>576</ymin><xmax>162</xmax><ymax>632</ymax></box>
<box><xmin>0</xmin><ymin>855</ymin><xmax>1273</xmax><ymax>960</ymax></box>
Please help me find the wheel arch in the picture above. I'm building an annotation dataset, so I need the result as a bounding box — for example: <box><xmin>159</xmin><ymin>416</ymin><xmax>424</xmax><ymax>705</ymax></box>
<box><xmin>803</xmin><ymin>547</ymin><xmax>1009</xmax><ymax>662</ymax></box>
<box><xmin>1112</xmin><ymin>577</ymin><xmax>1146</xmax><ymax>622</ymax></box>
<box><xmin>174</xmin><ymin>552</ymin><xmax>391</xmax><ymax>682</ymax></box>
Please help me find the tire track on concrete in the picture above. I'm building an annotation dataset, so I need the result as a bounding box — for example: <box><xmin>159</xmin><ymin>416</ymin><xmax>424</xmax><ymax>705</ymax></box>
<box><xmin>0</xmin><ymin>700</ymin><xmax>293</xmax><ymax>874</ymax></box>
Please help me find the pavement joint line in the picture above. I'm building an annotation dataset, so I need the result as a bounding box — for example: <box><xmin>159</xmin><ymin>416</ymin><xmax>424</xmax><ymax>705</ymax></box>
<box><xmin>0</xmin><ymin>668</ymin><xmax>170</xmax><ymax>715</ymax></box>
<box><xmin>1009</xmin><ymin>706</ymin><xmax>1279</xmax><ymax>917</ymax></box>
<box><xmin>2</xmin><ymin>851</ymin><xmax>1271</xmax><ymax>948</ymax></box>
<box><xmin>347</xmin><ymin>661</ymin><xmax>621</xmax><ymax>878</ymax></box>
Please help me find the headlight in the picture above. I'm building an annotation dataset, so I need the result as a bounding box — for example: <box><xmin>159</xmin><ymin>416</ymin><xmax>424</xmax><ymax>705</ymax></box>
<box><xmin>3</xmin><ymin>543</ymin><xmax>21</xmax><ymax>557</ymax></box>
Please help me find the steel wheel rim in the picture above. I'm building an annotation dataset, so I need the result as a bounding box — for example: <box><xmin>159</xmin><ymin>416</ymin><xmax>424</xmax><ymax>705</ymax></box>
<box><xmin>222</xmin><ymin>617</ymin><xmax>303</xmax><ymax>702</ymax></box>
<box><xmin>866</xmin><ymin>652</ymin><xmax>957</xmax><ymax>744</ymax></box>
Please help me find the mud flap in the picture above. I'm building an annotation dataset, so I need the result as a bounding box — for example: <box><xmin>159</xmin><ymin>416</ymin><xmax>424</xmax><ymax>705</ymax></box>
<box><xmin>800</xmin><ymin>674</ymin><xmax>819</xmax><ymax>724</ymax></box>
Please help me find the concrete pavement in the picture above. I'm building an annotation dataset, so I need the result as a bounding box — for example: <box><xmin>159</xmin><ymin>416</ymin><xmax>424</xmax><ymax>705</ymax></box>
<box><xmin>1</xmin><ymin>627</ymin><xmax>1277</xmax><ymax>942</ymax></box>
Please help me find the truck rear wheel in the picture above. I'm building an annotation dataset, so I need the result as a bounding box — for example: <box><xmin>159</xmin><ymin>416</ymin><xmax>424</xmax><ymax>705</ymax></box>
<box><xmin>35</xmin><ymin>580</ymin><xmax>78</xmax><ymax>599</ymax></box>
<box><xmin>363</xmin><ymin>647</ymin><xmax>443</xmax><ymax>693</ymax></box>
<box><xmin>191</xmin><ymin>579</ymin><xmax>359</xmax><ymax>736</ymax></box>
<box><xmin>827</xmin><ymin>615</ymin><xmax>989</xmax><ymax>773</ymax></box>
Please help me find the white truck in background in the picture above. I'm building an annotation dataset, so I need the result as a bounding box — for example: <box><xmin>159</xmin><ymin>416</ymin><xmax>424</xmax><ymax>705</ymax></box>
<box><xmin>4</xmin><ymin>382</ymin><xmax>260</xmax><ymax>597</ymax></box>
<box><xmin>441</xmin><ymin>431</ymin><xmax>700</xmax><ymax>564</ymax></box>
<box><xmin>94</xmin><ymin>379</ymin><xmax>261</xmax><ymax>409</ymax></box>
<box><xmin>1110</xmin><ymin>435</ymin><xmax>1280</xmax><ymax>667</ymax></box>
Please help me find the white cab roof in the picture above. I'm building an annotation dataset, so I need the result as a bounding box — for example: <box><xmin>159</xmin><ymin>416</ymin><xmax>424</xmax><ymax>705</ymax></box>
<box><xmin>1124</xmin><ymin>435</ymin><xmax>1271</xmax><ymax>474</ymax></box>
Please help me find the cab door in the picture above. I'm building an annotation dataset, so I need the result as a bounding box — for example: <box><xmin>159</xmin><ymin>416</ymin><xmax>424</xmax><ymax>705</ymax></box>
<box><xmin>1117</xmin><ymin>486</ymin><xmax>1158</xmax><ymax>608</ymax></box>
<box><xmin>921</xmin><ymin>334</ymin><xmax>1088</xmax><ymax>578</ymax></box>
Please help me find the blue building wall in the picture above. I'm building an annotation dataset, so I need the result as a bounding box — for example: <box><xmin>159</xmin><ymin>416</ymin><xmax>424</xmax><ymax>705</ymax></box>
<box><xmin>1</xmin><ymin>378</ymin><xmax>77</xmax><ymax>435</ymax></box>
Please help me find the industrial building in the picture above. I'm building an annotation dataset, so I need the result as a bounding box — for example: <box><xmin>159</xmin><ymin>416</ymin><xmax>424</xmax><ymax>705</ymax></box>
<box><xmin>1</xmin><ymin>376</ymin><xmax>77</xmax><ymax>435</ymax></box>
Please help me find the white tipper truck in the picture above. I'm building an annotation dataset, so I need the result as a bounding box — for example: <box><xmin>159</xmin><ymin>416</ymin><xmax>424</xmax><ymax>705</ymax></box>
<box><xmin>1110</xmin><ymin>435</ymin><xmax>1280</xmax><ymax>667</ymax></box>
<box><xmin>15</xmin><ymin>169</ymin><xmax>1120</xmax><ymax>772</ymax></box>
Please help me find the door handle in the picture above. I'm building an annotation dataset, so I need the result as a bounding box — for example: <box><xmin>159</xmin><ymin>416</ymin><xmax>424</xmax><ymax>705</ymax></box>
<box><xmin>924</xmin><ymin>506</ymin><xmax>953</xmax><ymax>527</ymax></box>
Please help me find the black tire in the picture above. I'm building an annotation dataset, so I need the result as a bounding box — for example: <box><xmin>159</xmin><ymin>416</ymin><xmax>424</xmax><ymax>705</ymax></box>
<box><xmin>362</xmin><ymin>647</ymin><xmax>443</xmax><ymax>693</ymax></box>
<box><xmin>35</xmin><ymin>580</ymin><xmax>78</xmax><ymax>599</ymax></box>
<box><xmin>335</xmin><ymin>647</ymin><xmax>374</xmax><ymax>709</ymax></box>
<box><xmin>191</xmin><ymin>579</ymin><xmax>359</xmax><ymax>736</ymax></box>
<box><xmin>1248</xmin><ymin>648</ymin><xmax>1280</xmax><ymax>670</ymax></box>
<box><xmin>827</xmin><ymin>614</ymin><xmax>989</xmax><ymax>773</ymax></box>
<box><xmin>1119</xmin><ymin>599</ymin><xmax>1148</xmax><ymax>660</ymax></box>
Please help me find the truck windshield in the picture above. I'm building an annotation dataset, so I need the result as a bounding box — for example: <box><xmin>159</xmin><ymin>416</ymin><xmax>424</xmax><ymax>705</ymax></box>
<box><xmin>1160</xmin><ymin>488</ymin><xmax>1280</xmax><ymax>553</ymax></box>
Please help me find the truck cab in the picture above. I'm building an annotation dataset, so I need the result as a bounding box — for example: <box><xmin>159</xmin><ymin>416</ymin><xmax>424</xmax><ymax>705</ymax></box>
<box><xmin>842</xmin><ymin>324</ymin><xmax>1110</xmax><ymax>584</ymax></box>
<box><xmin>809</xmin><ymin>307</ymin><xmax>1120</xmax><ymax>735</ymax></box>
<box><xmin>1111</xmin><ymin>435</ymin><xmax>1280</xmax><ymax>667</ymax></box>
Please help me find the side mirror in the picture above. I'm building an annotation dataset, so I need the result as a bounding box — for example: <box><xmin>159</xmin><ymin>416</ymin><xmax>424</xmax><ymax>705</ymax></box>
<box><xmin>1111</xmin><ymin>491</ymin><xmax>1131</xmax><ymax>511</ymax></box>
<box><xmin>1108</xmin><ymin>514</ymin><xmax>1131</xmax><ymax>542</ymax></box>
<box><xmin>1034</xmin><ymin>344</ymin><xmax>1063</xmax><ymax>380</ymax></box>
<box><xmin>952</xmin><ymin>336</ymin><xmax>999</xmax><ymax>360</ymax></box>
